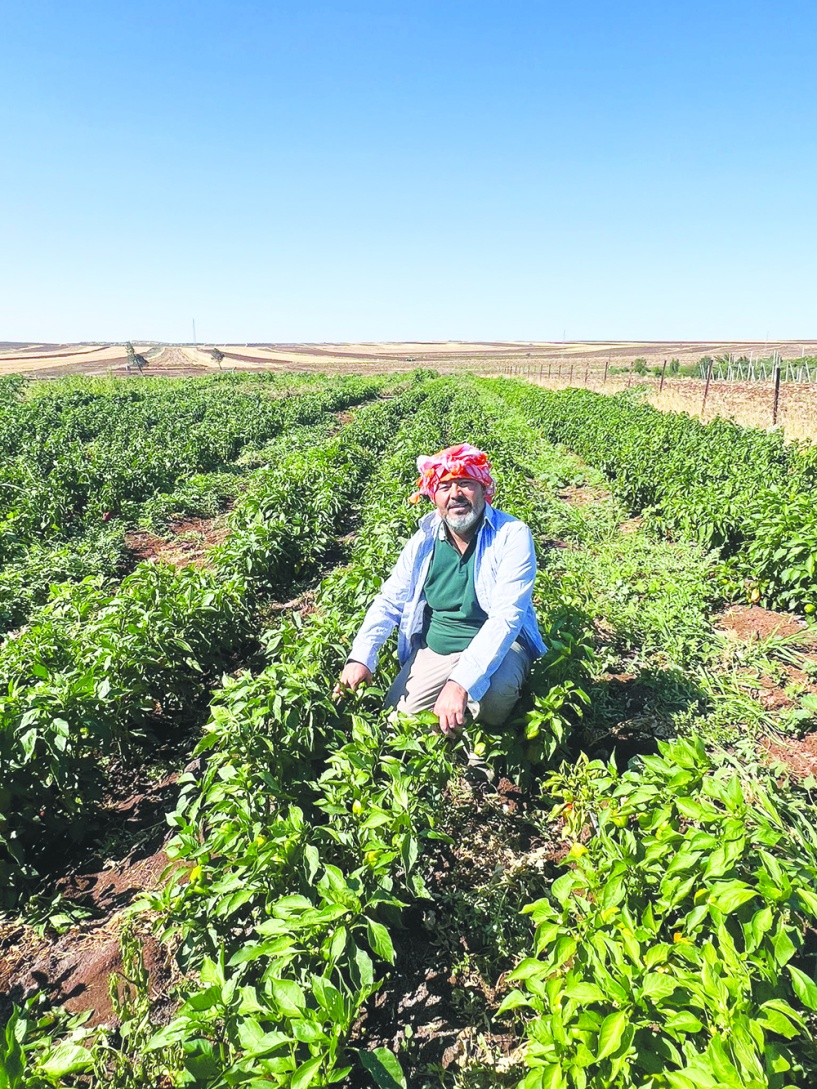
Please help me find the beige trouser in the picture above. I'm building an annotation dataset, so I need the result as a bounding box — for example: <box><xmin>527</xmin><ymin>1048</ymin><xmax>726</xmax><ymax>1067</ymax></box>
<box><xmin>385</xmin><ymin>641</ymin><xmax>531</xmax><ymax>727</ymax></box>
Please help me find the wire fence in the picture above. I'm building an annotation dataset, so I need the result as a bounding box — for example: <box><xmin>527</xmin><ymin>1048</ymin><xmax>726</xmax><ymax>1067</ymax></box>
<box><xmin>701</xmin><ymin>354</ymin><xmax>817</xmax><ymax>383</ymax></box>
<box><xmin>493</xmin><ymin>355</ymin><xmax>817</xmax><ymax>439</ymax></box>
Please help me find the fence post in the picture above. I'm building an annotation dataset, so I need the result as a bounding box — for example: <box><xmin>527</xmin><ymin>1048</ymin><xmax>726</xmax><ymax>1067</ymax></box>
<box><xmin>568</xmin><ymin>364</ymin><xmax>574</xmax><ymax>386</ymax></box>
<box><xmin>584</xmin><ymin>365</ymin><xmax>589</xmax><ymax>386</ymax></box>
<box><xmin>548</xmin><ymin>362</ymin><xmax>552</xmax><ymax>379</ymax></box>
<box><xmin>627</xmin><ymin>361</ymin><xmax>632</xmax><ymax>388</ymax></box>
<box><xmin>772</xmin><ymin>358</ymin><xmax>782</xmax><ymax>425</ymax></box>
<box><xmin>659</xmin><ymin>358</ymin><xmax>667</xmax><ymax>393</ymax></box>
<box><xmin>701</xmin><ymin>357</ymin><xmax>714</xmax><ymax>419</ymax></box>
<box><xmin>603</xmin><ymin>360</ymin><xmax>609</xmax><ymax>385</ymax></box>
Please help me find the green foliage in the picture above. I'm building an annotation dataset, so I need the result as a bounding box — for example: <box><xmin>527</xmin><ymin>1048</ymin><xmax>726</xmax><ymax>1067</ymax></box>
<box><xmin>488</xmin><ymin>380</ymin><xmax>817</xmax><ymax>612</ymax></box>
<box><xmin>0</xmin><ymin>385</ymin><xmax>431</xmax><ymax>900</ymax></box>
<box><xmin>8</xmin><ymin>370</ymin><xmax>817</xmax><ymax>1089</ymax></box>
<box><xmin>502</xmin><ymin>739</ymin><xmax>817</xmax><ymax>1087</ymax></box>
<box><xmin>543</xmin><ymin>531</ymin><xmax>719</xmax><ymax>667</ymax></box>
<box><xmin>0</xmin><ymin>372</ymin><xmax>391</xmax><ymax>630</ymax></box>
<box><xmin>0</xmin><ymin>999</ymin><xmax>92</xmax><ymax>1087</ymax></box>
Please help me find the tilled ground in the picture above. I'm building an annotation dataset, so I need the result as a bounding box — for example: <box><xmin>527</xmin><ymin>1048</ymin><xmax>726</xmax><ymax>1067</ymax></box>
<box><xmin>351</xmin><ymin>773</ymin><xmax>562</xmax><ymax>1086</ymax></box>
<box><xmin>0</xmin><ymin>749</ymin><xmax>188</xmax><ymax>1027</ymax></box>
<box><xmin>124</xmin><ymin>513</ymin><xmax>231</xmax><ymax>570</ymax></box>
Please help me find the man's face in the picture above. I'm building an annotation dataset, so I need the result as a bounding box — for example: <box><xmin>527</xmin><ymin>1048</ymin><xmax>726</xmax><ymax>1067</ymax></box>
<box><xmin>434</xmin><ymin>477</ymin><xmax>487</xmax><ymax>533</ymax></box>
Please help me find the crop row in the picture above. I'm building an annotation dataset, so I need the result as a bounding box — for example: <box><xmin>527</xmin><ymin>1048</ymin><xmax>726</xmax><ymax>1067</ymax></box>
<box><xmin>2</xmin><ymin>378</ymin><xmax>574</xmax><ymax>1085</ymax></box>
<box><xmin>0</xmin><ymin>372</ymin><xmax>390</xmax><ymax>545</ymax></box>
<box><xmin>501</xmin><ymin>738</ymin><xmax>817</xmax><ymax>1089</ymax></box>
<box><xmin>6</xmin><ymin>376</ymin><xmax>817</xmax><ymax>1088</ymax></box>
<box><xmin>0</xmin><ymin>380</ymin><xmax>435</xmax><ymax>901</ymax></box>
<box><xmin>491</xmin><ymin>381</ymin><xmax>817</xmax><ymax>612</ymax></box>
<box><xmin>0</xmin><ymin>372</ymin><xmax>393</xmax><ymax>632</ymax></box>
<box><xmin>127</xmin><ymin>379</ymin><xmax>581</xmax><ymax>1086</ymax></box>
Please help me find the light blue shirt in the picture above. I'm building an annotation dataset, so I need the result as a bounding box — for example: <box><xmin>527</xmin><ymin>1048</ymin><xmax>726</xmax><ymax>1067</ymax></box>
<box><xmin>348</xmin><ymin>503</ymin><xmax>547</xmax><ymax>702</ymax></box>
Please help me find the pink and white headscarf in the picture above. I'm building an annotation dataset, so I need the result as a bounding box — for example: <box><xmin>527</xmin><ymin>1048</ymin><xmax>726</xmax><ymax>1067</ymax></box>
<box><xmin>409</xmin><ymin>443</ymin><xmax>496</xmax><ymax>505</ymax></box>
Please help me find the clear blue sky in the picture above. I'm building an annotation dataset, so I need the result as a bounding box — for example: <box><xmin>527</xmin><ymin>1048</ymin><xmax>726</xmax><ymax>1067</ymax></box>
<box><xmin>1</xmin><ymin>0</ymin><xmax>815</xmax><ymax>343</ymax></box>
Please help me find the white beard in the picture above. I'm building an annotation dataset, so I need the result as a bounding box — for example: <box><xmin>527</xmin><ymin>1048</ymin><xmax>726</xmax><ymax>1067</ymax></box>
<box><xmin>445</xmin><ymin>506</ymin><xmax>482</xmax><ymax>533</ymax></box>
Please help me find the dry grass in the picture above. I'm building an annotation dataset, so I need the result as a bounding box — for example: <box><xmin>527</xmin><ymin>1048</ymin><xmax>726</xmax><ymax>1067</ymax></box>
<box><xmin>648</xmin><ymin>380</ymin><xmax>817</xmax><ymax>443</ymax></box>
<box><xmin>527</xmin><ymin>375</ymin><xmax>817</xmax><ymax>443</ymax></box>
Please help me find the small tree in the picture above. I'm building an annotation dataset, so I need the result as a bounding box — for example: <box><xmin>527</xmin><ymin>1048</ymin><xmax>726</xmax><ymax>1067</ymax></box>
<box><xmin>125</xmin><ymin>343</ymin><xmax>147</xmax><ymax>374</ymax></box>
<box><xmin>211</xmin><ymin>348</ymin><xmax>225</xmax><ymax>370</ymax></box>
<box><xmin>633</xmin><ymin>357</ymin><xmax>648</xmax><ymax>376</ymax></box>
<box><xmin>669</xmin><ymin>358</ymin><xmax>680</xmax><ymax>376</ymax></box>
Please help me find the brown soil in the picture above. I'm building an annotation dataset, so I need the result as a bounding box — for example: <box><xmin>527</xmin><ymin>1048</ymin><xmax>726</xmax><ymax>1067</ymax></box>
<box><xmin>762</xmin><ymin>733</ymin><xmax>817</xmax><ymax>781</ymax></box>
<box><xmin>125</xmin><ymin>515</ymin><xmax>229</xmax><ymax>569</ymax></box>
<box><xmin>0</xmin><ymin>724</ymin><xmax>196</xmax><ymax>1029</ymax></box>
<box><xmin>0</xmin><ymin>769</ymin><xmax>183</xmax><ymax>1026</ymax></box>
<box><xmin>558</xmin><ymin>484</ymin><xmax>612</xmax><ymax>506</ymax></box>
<box><xmin>754</xmin><ymin>675</ymin><xmax>797</xmax><ymax>711</ymax></box>
<box><xmin>11</xmin><ymin>339</ymin><xmax>816</xmax><ymax>380</ymax></box>
<box><xmin>18</xmin><ymin>355</ymin><xmax>131</xmax><ymax>379</ymax></box>
<box><xmin>716</xmin><ymin>607</ymin><xmax>817</xmax><ymax>717</ymax></box>
<box><xmin>619</xmin><ymin>516</ymin><xmax>644</xmax><ymax>534</ymax></box>
<box><xmin>716</xmin><ymin>605</ymin><xmax>807</xmax><ymax>642</ymax></box>
<box><xmin>221</xmin><ymin>351</ymin><xmax>279</xmax><ymax>369</ymax></box>
<box><xmin>0</xmin><ymin>345</ymin><xmax>111</xmax><ymax>362</ymax></box>
<box><xmin>351</xmin><ymin>775</ymin><xmax>560</xmax><ymax>1084</ymax></box>
<box><xmin>0</xmin><ymin>851</ymin><xmax>173</xmax><ymax>1027</ymax></box>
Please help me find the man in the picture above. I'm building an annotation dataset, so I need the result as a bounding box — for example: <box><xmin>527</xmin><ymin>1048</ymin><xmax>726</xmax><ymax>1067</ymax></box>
<box><xmin>334</xmin><ymin>443</ymin><xmax>546</xmax><ymax>734</ymax></box>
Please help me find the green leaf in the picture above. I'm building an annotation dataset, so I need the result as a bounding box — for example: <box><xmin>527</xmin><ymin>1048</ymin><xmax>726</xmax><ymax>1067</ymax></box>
<box><xmin>312</xmin><ymin>976</ymin><xmax>346</xmax><ymax>1022</ymax></box>
<box><xmin>795</xmin><ymin>885</ymin><xmax>817</xmax><ymax>918</ymax></box>
<box><xmin>304</xmin><ymin>843</ymin><xmax>320</xmax><ymax>884</ymax></box>
<box><xmin>564</xmin><ymin>981</ymin><xmax>606</xmax><ymax>1003</ymax></box>
<box><xmin>641</xmin><ymin>973</ymin><xmax>678</xmax><ymax>1003</ymax></box>
<box><xmin>710</xmin><ymin>881</ymin><xmax>756</xmax><ymax>914</ymax></box>
<box><xmin>38</xmin><ymin>1042</ymin><xmax>94</xmax><ymax>1077</ymax></box>
<box><xmin>596</xmin><ymin>1010</ymin><xmax>627</xmax><ymax>1060</ymax></box>
<box><xmin>757</xmin><ymin>1004</ymin><xmax>800</xmax><ymax>1039</ymax></box>
<box><xmin>353</xmin><ymin>944</ymin><xmax>375</xmax><ymax>988</ymax></box>
<box><xmin>366</xmin><ymin>919</ymin><xmax>395</xmax><ymax>964</ymax></box>
<box><xmin>664</xmin><ymin>1011</ymin><xmax>704</xmax><ymax>1035</ymax></box>
<box><xmin>496</xmin><ymin>989</ymin><xmax>535</xmax><ymax>1016</ymax></box>
<box><xmin>329</xmin><ymin>925</ymin><xmax>348</xmax><ymax>964</ymax></box>
<box><xmin>272</xmin><ymin>894</ymin><xmax>314</xmax><ymax>918</ymax></box>
<box><xmin>788</xmin><ymin>965</ymin><xmax>817</xmax><ymax>1010</ymax></box>
<box><xmin>533</xmin><ymin>1066</ymin><xmax>566</xmax><ymax>1089</ymax></box>
<box><xmin>272</xmin><ymin>978</ymin><xmax>306</xmax><ymax>1016</ymax></box>
<box><xmin>292</xmin><ymin>1054</ymin><xmax>322</xmax><ymax>1089</ymax></box>
<box><xmin>182</xmin><ymin>1039</ymin><xmax>220</xmax><ymax>1080</ymax></box>
<box><xmin>773</xmin><ymin>927</ymin><xmax>797</xmax><ymax>967</ymax></box>
<box><xmin>359</xmin><ymin>1046</ymin><xmax>407</xmax><ymax>1089</ymax></box>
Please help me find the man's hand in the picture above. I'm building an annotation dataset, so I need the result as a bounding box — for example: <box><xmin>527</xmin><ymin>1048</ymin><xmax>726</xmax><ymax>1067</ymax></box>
<box><xmin>333</xmin><ymin>660</ymin><xmax>373</xmax><ymax>699</ymax></box>
<box><xmin>433</xmin><ymin>680</ymin><xmax>469</xmax><ymax>736</ymax></box>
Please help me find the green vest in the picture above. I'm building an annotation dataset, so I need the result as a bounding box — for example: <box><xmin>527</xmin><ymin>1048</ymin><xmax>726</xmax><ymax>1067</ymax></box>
<box><xmin>423</xmin><ymin>529</ymin><xmax>488</xmax><ymax>654</ymax></box>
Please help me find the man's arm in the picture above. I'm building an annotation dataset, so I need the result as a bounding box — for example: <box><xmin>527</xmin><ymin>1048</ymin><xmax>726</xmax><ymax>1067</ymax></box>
<box><xmin>447</xmin><ymin>521</ymin><xmax>537</xmax><ymax>703</ymax></box>
<box><xmin>337</xmin><ymin>531</ymin><xmax>420</xmax><ymax>691</ymax></box>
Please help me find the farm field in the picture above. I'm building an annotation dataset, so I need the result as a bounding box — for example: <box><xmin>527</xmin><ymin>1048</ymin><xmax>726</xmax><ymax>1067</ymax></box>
<box><xmin>4</xmin><ymin>340</ymin><xmax>817</xmax><ymax>440</ymax></box>
<box><xmin>4</xmin><ymin>340</ymin><xmax>817</xmax><ymax>379</ymax></box>
<box><xmin>2</xmin><ymin>372</ymin><xmax>817</xmax><ymax>1088</ymax></box>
